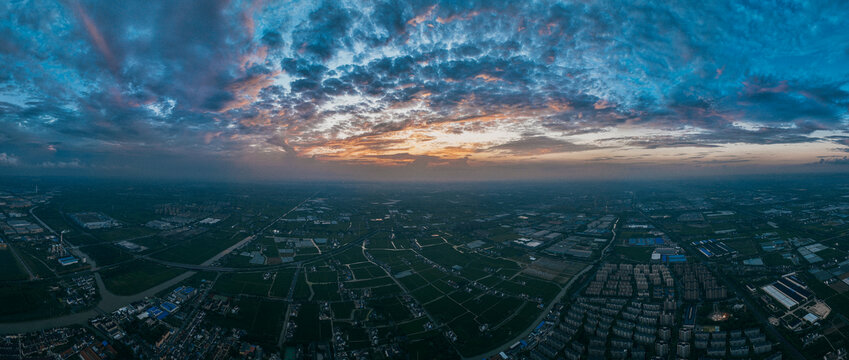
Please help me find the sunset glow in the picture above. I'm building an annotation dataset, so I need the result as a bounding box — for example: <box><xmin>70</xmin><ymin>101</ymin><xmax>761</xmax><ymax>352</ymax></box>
<box><xmin>1</xmin><ymin>1</ymin><xmax>848</xmax><ymax>179</ymax></box>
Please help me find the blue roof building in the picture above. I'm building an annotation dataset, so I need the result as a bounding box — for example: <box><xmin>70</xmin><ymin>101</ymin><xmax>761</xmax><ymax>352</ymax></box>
<box><xmin>58</xmin><ymin>256</ymin><xmax>79</xmax><ymax>266</ymax></box>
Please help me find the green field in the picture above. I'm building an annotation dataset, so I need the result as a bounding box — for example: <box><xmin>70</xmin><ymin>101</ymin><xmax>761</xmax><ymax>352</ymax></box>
<box><xmin>411</xmin><ymin>285</ymin><xmax>444</xmax><ymax>304</ymax></box>
<box><xmin>208</xmin><ymin>297</ymin><xmax>286</xmax><ymax>347</ymax></box>
<box><xmin>100</xmin><ymin>260</ymin><xmax>184</xmax><ymax>295</ymax></box>
<box><xmin>614</xmin><ymin>245</ymin><xmax>653</xmax><ymax>262</ymax></box>
<box><xmin>213</xmin><ymin>272</ymin><xmax>273</xmax><ymax>297</ymax></box>
<box><xmin>151</xmin><ymin>228</ymin><xmax>243</xmax><ymax>264</ymax></box>
<box><xmin>423</xmin><ymin>296</ymin><xmax>466</xmax><ymax>323</ymax></box>
<box><xmin>306</xmin><ymin>270</ymin><xmax>338</xmax><ymax>283</ymax></box>
<box><xmin>292</xmin><ymin>271</ymin><xmax>311</xmax><ymax>300</ymax></box>
<box><xmin>268</xmin><ymin>269</ymin><xmax>296</xmax><ymax>298</ymax></box>
<box><xmin>13</xmin><ymin>247</ymin><xmax>55</xmax><ymax>278</ymax></box>
<box><xmin>722</xmin><ymin>238</ymin><xmax>759</xmax><ymax>256</ymax></box>
<box><xmin>331</xmin><ymin>301</ymin><xmax>355</xmax><ymax>319</ymax></box>
<box><xmin>344</xmin><ymin>276</ymin><xmax>394</xmax><ymax>289</ymax></box>
<box><xmin>762</xmin><ymin>252</ymin><xmax>792</xmax><ymax>266</ymax></box>
<box><xmin>368</xmin><ymin>296</ymin><xmax>412</xmax><ymax>322</ymax></box>
<box><xmin>290</xmin><ymin>303</ymin><xmax>332</xmax><ymax>344</ymax></box>
<box><xmin>310</xmin><ymin>283</ymin><xmax>341</xmax><ymax>301</ymax></box>
<box><xmin>0</xmin><ymin>248</ymin><xmax>29</xmax><ymax>281</ymax></box>
<box><xmin>78</xmin><ymin>244</ymin><xmax>132</xmax><ymax>266</ymax></box>
<box><xmin>32</xmin><ymin>207</ymin><xmax>79</xmax><ymax>238</ymax></box>
<box><xmin>0</xmin><ymin>282</ymin><xmax>68</xmax><ymax>322</ymax></box>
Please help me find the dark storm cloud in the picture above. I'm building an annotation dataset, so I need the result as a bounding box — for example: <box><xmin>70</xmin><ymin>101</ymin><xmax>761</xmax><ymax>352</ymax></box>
<box><xmin>819</xmin><ymin>156</ymin><xmax>849</xmax><ymax>165</ymax></box>
<box><xmin>261</xmin><ymin>30</ymin><xmax>284</xmax><ymax>48</ymax></box>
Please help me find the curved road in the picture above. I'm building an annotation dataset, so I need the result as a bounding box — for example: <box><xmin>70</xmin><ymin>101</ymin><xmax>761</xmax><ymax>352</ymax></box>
<box><xmin>0</xmin><ymin>270</ymin><xmax>196</xmax><ymax>334</ymax></box>
<box><xmin>1</xmin><ymin>197</ymin><xmax>314</xmax><ymax>333</ymax></box>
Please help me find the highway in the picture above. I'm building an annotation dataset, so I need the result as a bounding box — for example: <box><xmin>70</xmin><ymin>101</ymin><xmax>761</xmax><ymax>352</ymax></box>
<box><xmin>0</xmin><ymin>195</ymin><xmax>320</xmax><ymax>333</ymax></box>
<box><xmin>136</xmin><ymin>228</ymin><xmax>377</xmax><ymax>273</ymax></box>
<box><xmin>0</xmin><ymin>270</ymin><xmax>197</xmax><ymax>334</ymax></box>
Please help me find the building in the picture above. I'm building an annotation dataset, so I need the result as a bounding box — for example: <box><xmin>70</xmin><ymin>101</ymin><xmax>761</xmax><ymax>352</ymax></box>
<box><xmin>70</xmin><ymin>212</ymin><xmax>118</xmax><ymax>230</ymax></box>
<box><xmin>761</xmin><ymin>273</ymin><xmax>813</xmax><ymax>309</ymax></box>
<box><xmin>58</xmin><ymin>256</ymin><xmax>79</xmax><ymax>266</ymax></box>
<box><xmin>145</xmin><ymin>220</ymin><xmax>173</xmax><ymax>230</ymax></box>
<box><xmin>676</xmin><ymin>342</ymin><xmax>690</xmax><ymax>358</ymax></box>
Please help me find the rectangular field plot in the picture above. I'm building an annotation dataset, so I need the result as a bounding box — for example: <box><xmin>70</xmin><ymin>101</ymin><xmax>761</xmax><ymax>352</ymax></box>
<box><xmin>419</xmin><ymin>244</ymin><xmax>469</xmax><ymax>268</ymax></box>
<box><xmin>448</xmin><ymin>288</ymin><xmax>482</xmax><ymax>304</ymax></box>
<box><xmin>476</xmin><ymin>297</ymin><xmax>524</xmax><ymax>326</ymax></box>
<box><xmin>367</xmin><ymin>297</ymin><xmax>413</xmax><ymax>322</ymax></box>
<box><xmin>422</xmin><ymin>296</ymin><xmax>466</xmax><ymax>323</ymax></box>
<box><xmin>344</xmin><ymin>276</ymin><xmax>394</xmax><ymax>289</ymax></box>
<box><xmin>368</xmin><ymin>249</ymin><xmax>417</xmax><ymax>266</ymax></box>
<box><xmin>0</xmin><ymin>282</ymin><xmax>68</xmax><ymax>322</ymax></box>
<box><xmin>79</xmin><ymin>244</ymin><xmax>133</xmax><ymax>266</ymax></box>
<box><xmin>292</xmin><ymin>272</ymin><xmax>311</xmax><ymax>300</ymax></box>
<box><xmin>0</xmin><ymin>249</ymin><xmax>28</xmax><ymax>281</ymax></box>
<box><xmin>410</xmin><ymin>285</ymin><xmax>444</xmax><ymax>304</ymax></box>
<box><xmin>291</xmin><ymin>303</ymin><xmax>332</xmax><ymax>344</ymax></box>
<box><xmin>306</xmin><ymin>270</ymin><xmax>338</xmax><ymax>283</ymax></box>
<box><xmin>397</xmin><ymin>317</ymin><xmax>430</xmax><ymax>336</ymax></box>
<box><xmin>331</xmin><ymin>301</ymin><xmax>355</xmax><ymax>319</ymax></box>
<box><xmin>213</xmin><ymin>273</ymin><xmax>273</xmax><ymax>296</ymax></box>
<box><xmin>152</xmin><ymin>228</ymin><xmax>243</xmax><ymax>264</ymax></box>
<box><xmin>523</xmin><ymin>257</ymin><xmax>587</xmax><ymax>284</ymax></box>
<box><xmin>416</xmin><ymin>236</ymin><xmax>445</xmax><ymax>246</ymax></box>
<box><xmin>100</xmin><ymin>260</ymin><xmax>184</xmax><ymax>296</ymax></box>
<box><xmin>269</xmin><ymin>269</ymin><xmax>297</xmax><ymax>297</ymax></box>
<box><xmin>417</xmin><ymin>267</ymin><xmax>449</xmax><ymax>284</ymax></box>
<box><xmin>349</xmin><ymin>263</ymin><xmax>387</xmax><ymax>279</ymax></box>
<box><xmin>310</xmin><ymin>283</ymin><xmax>341</xmax><ymax>301</ymax></box>
<box><xmin>332</xmin><ymin>247</ymin><xmax>368</xmax><ymax>264</ymax></box>
<box><xmin>493</xmin><ymin>276</ymin><xmax>561</xmax><ymax>303</ymax></box>
<box><xmin>208</xmin><ymin>298</ymin><xmax>285</xmax><ymax>346</ymax></box>
<box><xmin>370</xmin><ymin>284</ymin><xmax>403</xmax><ymax>297</ymax></box>
<box><xmin>457</xmin><ymin>301</ymin><xmax>542</xmax><ymax>356</ymax></box>
<box><xmin>396</xmin><ymin>272</ymin><xmax>429</xmax><ymax>289</ymax></box>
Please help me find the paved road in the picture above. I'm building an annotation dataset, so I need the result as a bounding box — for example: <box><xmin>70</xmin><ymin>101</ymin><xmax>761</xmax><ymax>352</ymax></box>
<box><xmin>138</xmin><ymin>228</ymin><xmax>377</xmax><ymax>273</ymax></box>
<box><xmin>462</xmin><ymin>218</ymin><xmax>620</xmax><ymax>360</ymax></box>
<box><xmin>0</xmin><ymin>270</ymin><xmax>196</xmax><ymax>334</ymax></box>
<box><xmin>198</xmin><ymin>194</ymin><xmax>315</xmax><ymax>267</ymax></box>
<box><xmin>1</xmin><ymin>196</ymin><xmax>312</xmax><ymax>333</ymax></box>
<box><xmin>29</xmin><ymin>206</ymin><xmax>55</xmax><ymax>233</ymax></box>
<box><xmin>636</xmin><ymin>207</ymin><xmax>805</xmax><ymax>360</ymax></box>
<box><xmin>0</xmin><ymin>194</ymin><xmax>357</xmax><ymax>334</ymax></box>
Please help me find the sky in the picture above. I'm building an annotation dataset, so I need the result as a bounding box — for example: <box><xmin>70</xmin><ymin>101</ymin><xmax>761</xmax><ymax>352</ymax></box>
<box><xmin>1</xmin><ymin>0</ymin><xmax>849</xmax><ymax>181</ymax></box>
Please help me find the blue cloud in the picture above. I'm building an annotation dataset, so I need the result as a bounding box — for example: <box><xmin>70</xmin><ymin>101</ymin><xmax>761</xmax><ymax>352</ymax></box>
<box><xmin>0</xmin><ymin>0</ymin><xmax>848</xmax><ymax>178</ymax></box>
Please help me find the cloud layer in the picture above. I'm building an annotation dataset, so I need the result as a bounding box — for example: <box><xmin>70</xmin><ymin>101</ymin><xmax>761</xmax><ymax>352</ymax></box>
<box><xmin>1</xmin><ymin>0</ymin><xmax>848</xmax><ymax>179</ymax></box>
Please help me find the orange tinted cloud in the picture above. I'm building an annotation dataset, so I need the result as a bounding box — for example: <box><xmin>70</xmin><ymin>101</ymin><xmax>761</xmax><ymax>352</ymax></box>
<box><xmin>72</xmin><ymin>2</ymin><xmax>118</xmax><ymax>72</ymax></box>
<box><xmin>407</xmin><ymin>5</ymin><xmax>437</xmax><ymax>26</ymax></box>
<box><xmin>436</xmin><ymin>11</ymin><xmax>479</xmax><ymax>24</ymax></box>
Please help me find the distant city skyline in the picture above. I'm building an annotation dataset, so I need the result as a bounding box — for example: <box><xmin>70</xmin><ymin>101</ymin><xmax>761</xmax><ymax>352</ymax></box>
<box><xmin>1</xmin><ymin>1</ymin><xmax>848</xmax><ymax>180</ymax></box>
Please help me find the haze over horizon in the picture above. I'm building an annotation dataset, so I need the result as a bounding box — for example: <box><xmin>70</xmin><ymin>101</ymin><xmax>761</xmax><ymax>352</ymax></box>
<box><xmin>2</xmin><ymin>1</ymin><xmax>849</xmax><ymax>181</ymax></box>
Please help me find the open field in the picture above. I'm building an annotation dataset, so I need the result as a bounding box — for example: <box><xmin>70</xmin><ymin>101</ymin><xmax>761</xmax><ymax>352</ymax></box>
<box><xmin>0</xmin><ymin>249</ymin><xmax>29</xmax><ymax>281</ymax></box>
<box><xmin>78</xmin><ymin>244</ymin><xmax>132</xmax><ymax>266</ymax></box>
<box><xmin>207</xmin><ymin>297</ymin><xmax>286</xmax><ymax>347</ymax></box>
<box><xmin>0</xmin><ymin>281</ymin><xmax>68</xmax><ymax>322</ymax></box>
<box><xmin>100</xmin><ymin>260</ymin><xmax>184</xmax><ymax>295</ymax></box>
